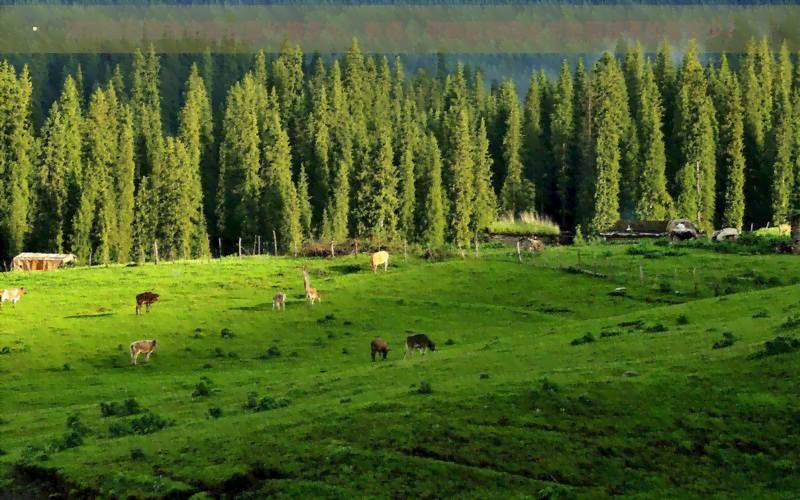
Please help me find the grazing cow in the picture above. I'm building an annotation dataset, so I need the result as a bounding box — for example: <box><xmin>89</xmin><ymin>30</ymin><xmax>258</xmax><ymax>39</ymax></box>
<box><xmin>273</xmin><ymin>292</ymin><xmax>286</xmax><ymax>310</ymax></box>
<box><xmin>0</xmin><ymin>287</ymin><xmax>25</xmax><ymax>308</ymax></box>
<box><xmin>130</xmin><ymin>339</ymin><xmax>157</xmax><ymax>365</ymax></box>
<box><xmin>370</xmin><ymin>337</ymin><xmax>390</xmax><ymax>361</ymax></box>
<box><xmin>404</xmin><ymin>333</ymin><xmax>436</xmax><ymax>358</ymax></box>
<box><xmin>370</xmin><ymin>251</ymin><xmax>389</xmax><ymax>273</ymax></box>
<box><xmin>135</xmin><ymin>292</ymin><xmax>159</xmax><ymax>315</ymax></box>
<box><xmin>306</xmin><ymin>287</ymin><xmax>321</xmax><ymax>305</ymax></box>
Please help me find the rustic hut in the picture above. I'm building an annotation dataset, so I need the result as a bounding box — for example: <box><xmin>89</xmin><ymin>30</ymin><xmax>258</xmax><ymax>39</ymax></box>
<box><xmin>666</xmin><ymin>219</ymin><xmax>700</xmax><ymax>241</ymax></box>
<box><xmin>12</xmin><ymin>253</ymin><xmax>76</xmax><ymax>272</ymax></box>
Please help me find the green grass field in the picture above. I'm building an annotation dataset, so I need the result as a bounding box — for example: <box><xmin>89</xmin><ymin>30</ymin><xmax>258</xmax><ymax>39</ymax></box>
<box><xmin>1</xmin><ymin>241</ymin><xmax>800</xmax><ymax>500</ymax></box>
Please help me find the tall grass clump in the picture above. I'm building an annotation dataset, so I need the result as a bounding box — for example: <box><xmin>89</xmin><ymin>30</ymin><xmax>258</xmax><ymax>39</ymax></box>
<box><xmin>488</xmin><ymin>211</ymin><xmax>561</xmax><ymax>236</ymax></box>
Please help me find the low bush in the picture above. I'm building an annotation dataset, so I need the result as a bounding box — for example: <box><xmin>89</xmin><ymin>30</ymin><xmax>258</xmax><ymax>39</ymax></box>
<box><xmin>243</xmin><ymin>391</ymin><xmax>291</xmax><ymax>412</ymax></box>
<box><xmin>108</xmin><ymin>413</ymin><xmax>172</xmax><ymax>438</ymax></box>
<box><xmin>712</xmin><ymin>332</ymin><xmax>737</xmax><ymax>349</ymax></box>
<box><xmin>100</xmin><ymin>398</ymin><xmax>143</xmax><ymax>418</ymax></box>
<box><xmin>570</xmin><ymin>333</ymin><xmax>595</xmax><ymax>346</ymax></box>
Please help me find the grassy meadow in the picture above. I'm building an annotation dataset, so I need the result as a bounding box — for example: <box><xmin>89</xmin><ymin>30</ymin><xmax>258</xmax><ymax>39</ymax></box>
<box><xmin>1</xmin><ymin>239</ymin><xmax>800</xmax><ymax>500</ymax></box>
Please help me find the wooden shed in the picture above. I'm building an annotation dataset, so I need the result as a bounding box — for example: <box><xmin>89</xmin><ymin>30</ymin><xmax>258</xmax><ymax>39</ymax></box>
<box><xmin>12</xmin><ymin>253</ymin><xmax>76</xmax><ymax>272</ymax></box>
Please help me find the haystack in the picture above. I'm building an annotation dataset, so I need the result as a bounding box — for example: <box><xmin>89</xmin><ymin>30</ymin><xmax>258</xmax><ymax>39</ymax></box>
<box><xmin>666</xmin><ymin>219</ymin><xmax>700</xmax><ymax>241</ymax></box>
<box><xmin>711</xmin><ymin>228</ymin><xmax>739</xmax><ymax>242</ymax></box>
<box><xmin>12</xmin><ymin>253</ymin><xmax>76</xmax><ymax>272</ymax></box>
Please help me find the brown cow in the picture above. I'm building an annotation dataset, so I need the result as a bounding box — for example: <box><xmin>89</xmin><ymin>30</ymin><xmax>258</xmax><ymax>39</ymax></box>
<box><xmin>130</xmin><ymin>339</ymin><xmax>157</xmax><ymax>365</ymax></box>
<box><xmin>404</xmin><ymin>333</ymin><xmax>436</xmax><ymax>359</ymax></box>
<box><xmin>371</xmin><ymin>337</ymin><xmax>390</xmax><ymax>361</ymax></box>
<box><xmin>0</xmin><ymin>287</ymin><xmax>25</xmax><ymax>308</ymax></box>
<box><xmin>136</xmin><ymin>292</ymin><xmax>160</xmax><ymax>315</ymax></box>
<box><xmin>528</xmin><ymin>238</ymin><xmax>545</xmax><ymax>252</ymax></box>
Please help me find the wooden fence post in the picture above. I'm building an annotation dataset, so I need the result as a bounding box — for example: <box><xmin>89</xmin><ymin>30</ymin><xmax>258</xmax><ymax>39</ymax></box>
<box><xmin>404</xmin><ymin>240</ymin><xmax>407</xmax><ymax>263</ymax></box>
<box><xmin>355</xmin><ymin>240</ymin><xmax>359</xmax><ymax>257</ymax></box>
<box><xmin>218</xmin><ymin>238</ymin><xmax>222</xmax><ymax>258</ymax></box>
<box><xmin>153</xmin><ymin>242</ymin><xmax>158</xmax><ymax>265</ymax></box>
<box><xmin>89</xmin><ymin>248</ymin><xmax>94</xmax><ymax>267</ymax></box>
<box><xmin>516</xmin><ymin>241</ymin><xmax>521</xmax><ymax>262</ymax></box>
<box><xmin>238</xmin><ymin>238</ymin><xmax>242</xmax><ymax>258</ymax></box>
<box><xmin>273</xmin><ymin>230</ymin><xmax>278</xmax><ymax>256</ymax></box>
<box><xmin>258</xmin><ymin>236</ymin><xmax>261</xmax><ymax>255</ymax></box>
<box><xmin>475</xmin><ymin>232</ymin><xmax>479</xmax><ymax>258</ymax></box>
<box><xmin>293</xmin><ymin>241</ymin><xmax>297</xmax><ymax>258</ymax></box>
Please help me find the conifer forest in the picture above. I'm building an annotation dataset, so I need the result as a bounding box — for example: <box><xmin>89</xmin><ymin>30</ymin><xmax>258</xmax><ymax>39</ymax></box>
<box><xmin>1</xmin><ymin>37</ymin><xmax>799</xmax><ymax>264</ymax></box>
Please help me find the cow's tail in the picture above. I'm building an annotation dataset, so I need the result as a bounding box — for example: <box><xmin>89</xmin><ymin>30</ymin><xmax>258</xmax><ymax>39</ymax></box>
<box><xmin>129</xmin><ymin>343</ymin><xmax>136</xmax><ymax>356</ymax></box>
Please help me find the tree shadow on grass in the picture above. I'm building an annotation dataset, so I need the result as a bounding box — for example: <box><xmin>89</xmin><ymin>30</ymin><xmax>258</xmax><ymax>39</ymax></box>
<box><xmin>65</xmin><ymin>312</ymin><xmax>114</xmax><ymax>319</ymax></box>
<box><xmin>329</xmin><ymin>264</ymin><xmax>363</xmax><ymax>275</ymax></box>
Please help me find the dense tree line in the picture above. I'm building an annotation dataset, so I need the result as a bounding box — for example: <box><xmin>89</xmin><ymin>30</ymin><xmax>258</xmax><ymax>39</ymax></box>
<box><xmin>1</xmin><ymin>37</ymin><xmax>800</xmax><ymax>263</ymax></box>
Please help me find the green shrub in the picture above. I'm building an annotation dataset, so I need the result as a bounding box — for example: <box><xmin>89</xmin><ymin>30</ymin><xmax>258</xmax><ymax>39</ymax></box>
<box><xmin>676</xmin><ymin>314</ymin><xmax>690</xmax><ymax>325</ymax></box>
<box><xmin>108</xmin><ymin>413</ymin><xmax>172</xmax><ymax>438</ymax></box>
<box><xmin>243</xmin><ymin>391</ymin><xmax>291</xmax><ymax>412</ymax></box>
<box><xmin>208</xmin><ymin>407</ymin><xmax>223</xmax><ymax>419</ymax></box>
<box><xmin>416</xmin><ymin>381</ymin><xmax>433</xmax><ymax>394</ymax></box>
<box><xmin>570</xmin><ymin>333</ymin><xmax>595</xmax><ymax>346</ymax></box>
<box><xmin>713</xmin><ymin>332</ymin><xmax>737</xmax><ymax>349</ymax></box>
<box><xmin>100</xmin><ymin>398</ymin><xmax>142</xmax><ymax>418</ymax></box>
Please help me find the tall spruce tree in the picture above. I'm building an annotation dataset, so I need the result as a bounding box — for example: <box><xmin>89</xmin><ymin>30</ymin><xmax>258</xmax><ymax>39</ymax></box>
<box><xmin>769</xmin><ymin>42</ymin><xmax>794</xmax><ymax>224</ymax></box>
<box><xmin>398</xmin><ymin>97</ymin><xmax>419</xmax><ymax>240</ymax></box>
<box><xmin>675</xmin><ymin>41</ymin><xmax>717</xmax><ymax>231</ymax></box>
<box><xmin>550</xmin><ymin>61</ymin><xmax>575</xmax><ymax>226</ymax></box>
<box><xmin>0</xmin><ymin>63</ymin><xmax>35</xmax><ymax>261</ymax></box>
<box><xmin>448</xmin><ymin>108</ymin><xmax>475</xmax><ymax>246</ymax></box>
<box><xmin>711</xmin><ymin>54</ymin><xmax>746</xmax><ymax>230</ymax></box>
<box><xmin>473</xmin><ymin>117</ymin><xmax>497</xmax><ymax>232</ymax></box>
<box><xmin>116</xmin><ymin>102</ymin><xmax>136</xmax><ymax>262</ymax></box>
<box><xmin>177</xmin><ymin>64</ymin><xmax>212</xmax><ymax>257</ymax></box>
<box><xmin>498</xmin><ymin>80</ymin><xmax>530</xmax><ymax>215</ymax></box>
<box><xmin>635</xmin><ymin>61</ymin><xmax>673</xmax><ymax>220</ymax></box>
<box><xmin>421</xmin><ymin>133</ymin><xmax>445</xmax><ymax>247</ymax></box>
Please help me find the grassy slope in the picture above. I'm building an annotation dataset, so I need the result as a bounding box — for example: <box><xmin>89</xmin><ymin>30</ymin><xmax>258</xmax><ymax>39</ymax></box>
<box><xmin>1</xmin><ymin>243</ymin><xmax>799</xmax><ymax>499</ymax></box>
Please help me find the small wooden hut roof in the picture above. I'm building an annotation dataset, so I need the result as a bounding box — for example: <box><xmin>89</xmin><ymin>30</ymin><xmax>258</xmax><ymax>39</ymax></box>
<box><xmin>12</xmin><ymin>253</ymin><xmax>76</xmax><ymax>271</ymax></box>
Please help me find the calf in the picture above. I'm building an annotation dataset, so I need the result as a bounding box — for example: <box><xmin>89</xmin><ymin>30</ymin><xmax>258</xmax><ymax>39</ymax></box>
<box><xmin>370</xmin><ymin>251</ymin><xmax>389</xmax><ymax>273</ymax></box>
<box><xmin>0</xmin><ymin>287</ymin><xmax>25</xmax><ymax>308</ymax></box>
<box><xmin>404</xmin><ymin>333</ymin><xmax>436</xmax><ymax>359</ymax></box>
<box><xmin>130</xmin><ymin>339</ymin><xmax>157</xmax><ymax>365</ymax></box>
<box><xmin>136</xmin><ymin>292</ymin><xmax>160</xmax><ymax>315</ymax></box>
<box><xmin>273</xmin><ymin>292</ymin><xmax>286</xmax><ymax>310</ymax></box>
<box><xmin>370</xmin><ymin>337</ymin><xmax>390</xmax><ymax>361</ymax></box>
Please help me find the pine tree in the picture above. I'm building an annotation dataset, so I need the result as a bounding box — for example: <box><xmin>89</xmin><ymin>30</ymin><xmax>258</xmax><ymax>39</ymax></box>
<box><xmin>578</xmin><ymin>53</ymin><xmax>624</xmax><ymax>234</ymax></box>
<box><xmin>448</xmin><ymin>108</ymin><xmax>475</xmax><ymax>246</ymax></box>
<box><xmin>522</xmin><ymin>71</ymin><xmax>543</xmax><ymax>214</ymax></box>
<box><xmin>74</xmin><ymin>86</ymin><xmax>116</xmax><ymax>264</ymax></box>
<box><xmin>357</xmin><ymin>123</ymin><xmax>398</xmax><ymax>242</ymax></box>
<box><xmin>308</xmin><ymin>73</ymin><xmax>331</xmax><ymax>226</ymax></box>
<box><xmin>740</xmin><ymin>38</ymin><xmax>769</xmax><ymax>226</ymax></box>
<box><xmin>674</xmin><ymin>40</ymin><xmax>717</xmax><ymax>231</ymax></box>
<box><xmin>550</xmin><ymin>61</ymin><xmax>575</xmax><ymax>226</ymax></box>
<box><xmin>473</xmin><ymin>117</ymin><xmax>497</xmax><ymax>232</ymax></box>
<box><xmin>792</xmin><ymin>51</ymin><xmax>800</xmax><ymax>212</ymax></box>
<box><xmin>711</xmin><ymin>54</ymin><xmax>746</xmax><ymax>230</ymax></box>
<box><xmin>177</xmin><ymin>64</ymin><xmax>212</xmax><ymax>258</ymax></box>
<box><xmin>635</xmin><ymin>61</ymin><xmax>674</xmax><ymax>220</ymax></box>
<box><xmin>498</xmin><ymin>80</ymin><xmax>532</xmax><ymax>216</ymax></box>
<box><xmin>421</xmin><ymin>133</ymin><xmax>445</xmax><ymax>247</ymax></box>
<box><xmin>398</xmin><ymin>97</ymin><xmax>419</xmax><ymax>240</ymax></box>
<box><xmin>654</xmin><ymin>40</ymin><xmax>679</xmax><ymax>197</ymax></box>
<box><xmin>261</xmin><ymin>101</ymin><xmax>302</xmax><ymax>253</ymax></box>
<box><xmin>0</xmin><ymin>63</ymin><xmax>35</xmax><ymax>261</ymax></box>
<box><xmin>115</xmin><ymin>102</ymin><xmax>136</xmax><ymax>262</ymax></box>
<box><xmin>297</xmin><ymin>163</ymin><xmax>313</xmax><ymax>238</ymax></box>
<box><xmin>216</xmin><ymin>76</ymin><xmax>261</xmax><ymax>244</ymax></box>
<box><xmin>769</xmin><ymin>41</ymin><xmax>794</xmax><ymax>224</ymax></box>
<box><xmin>33</xmin><ymin>102</ymin><xmax>69</xmax><ymax>252</ymax></box>
<box><xmin>160</xmin><ymin>136</ymin><xmax>195</xmax><ymax>259</ymax></box>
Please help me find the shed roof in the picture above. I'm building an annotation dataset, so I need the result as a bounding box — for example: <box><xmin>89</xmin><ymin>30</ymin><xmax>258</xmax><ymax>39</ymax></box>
<box><xmin>13</xmin><ymin>253</ymin><xmax>76</xmax><ymax>262</ymax></box>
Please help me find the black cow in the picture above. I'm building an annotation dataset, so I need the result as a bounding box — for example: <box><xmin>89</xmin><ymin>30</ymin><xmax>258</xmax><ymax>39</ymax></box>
<box><xmin>404</xmin><ymin>333</ymin><xmax>436</xmax><ymax>358</ymax></box>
